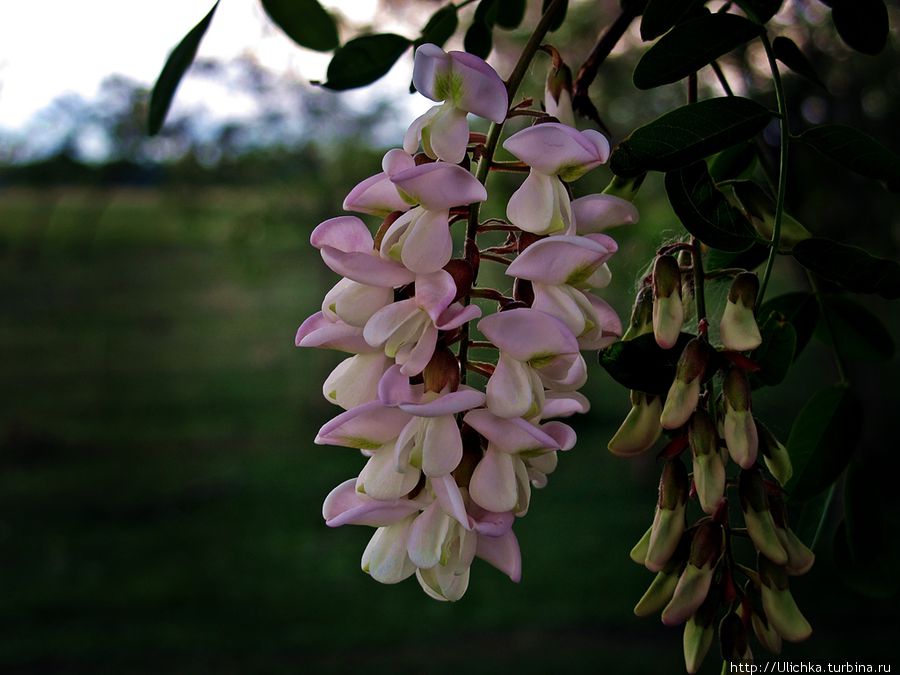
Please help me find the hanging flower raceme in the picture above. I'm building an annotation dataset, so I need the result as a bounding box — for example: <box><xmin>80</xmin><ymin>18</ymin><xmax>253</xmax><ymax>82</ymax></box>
<box><xmin>405</xmin><ymin>44</ymin><xmax>508</xmax><ymax>164</ymax></box>
<box><xmin>503</xmin><ymin>123</ymin><xmax>610</xmax><ymax>235</ymax></box>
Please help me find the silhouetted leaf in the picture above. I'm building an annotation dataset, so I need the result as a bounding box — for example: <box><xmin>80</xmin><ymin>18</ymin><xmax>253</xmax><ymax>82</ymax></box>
<box><xmin>786</xmin><ymin>384</ymin><xmax>862</xmax><ymax>501</ymax></box>
<box><xmin>705</xmin><ymin>243</ymin><xmax>769</xmax><ymax>272</ymax></box>
<box><xmin>708</xmin><ymin>142</ymin><xmax>757</xmax><ymax>182</ymax></box>
<box><xmin>792</xmin><ymin>238</ymin><xmax>900</xmax><ymax>300</ymax></box>
<box><xmin>610</xmin><ymin>97</ymin><xmax>772</xmax><ymax>177</ymax></box>
<box><xmin>734</xmin><ymin>0</ymin><xmax>783</xmax><ymax>23</ymax></box>
<box><xmin>542</xmin><ymin>0</ymin><xmax>569</xmax><ymax>32</ymax></box>
<box><xmin>818</xmin><ymin>295</ymin><xmax>895</xmax><ymax>362</ymax></box>
<box><xmin>148</xmin><ymin>1</ymin><xmax>219</xmax><ymax>136</ymax></box>
<box><xmin>261</xmin><ymin>0</ymin><xmax>338</xmax><ymax>52</ymax></box>
<box><xmin>633</xmin><ymin>13</ymin><xmax>761</xmax><ymax>89</ymax></box>
<box><xmin>496</xmin><ymin>0</ymin><xmax>527</xmax><ymax>29</ymax></box>
<box><xmin>417</xmin><ymin>5</ymin><xmax>459</xmax><ymax>48</ymax></box>
<box><xmin>829</xmin><ymin>0</ymin><xmax>889</xmax><ymax>55</ymax></box>
<box><xmin>772</xmin><ymin>36</ymin><xmax>826</xmax><ymax>89</ymax></box>
<box><xmin>323</xmin><ymin>34</ymin><xmax>411</xmax><ymax>90</ymax></box>
<box><xmin>464</xmin><ymin>20</ymin><xmax>493</xmax><ymax>58</ymax></box>
<box><xmin>665</xmin><ymin>162</ymin><xmax>756</xmax><ymax>251</ymax></box>
<box><xmin>759</xmin><ymin>292</ymin><xmax>819</xmax><ymax>358</ymax></box>
<box><xmin>730</xmin><ymin>180</ymin><xmax>811</xmax><ymax>246</ymax></box>
<box><xmin>598</xmin><ymin>332</ymin><xmax>694</xmax><ymax>396</ymax></box>
<box><xmin>749</xmin><ymin>312</ymin><xmax>796</xmax><ymax>387</ymax></box>
<box><xmin>797</xmin><ymin>124</ymin><xmax>900</xmax><ymax>191</ymax></box>
<box><xmin>640</xmin><ymin>0</ymin><xmax>705</xmax><ymax>41</ymax></box>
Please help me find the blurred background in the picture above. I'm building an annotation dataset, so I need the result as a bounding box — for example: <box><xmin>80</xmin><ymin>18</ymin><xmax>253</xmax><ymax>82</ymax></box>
<box><xmin>0</xmin><ymin>1</ymin><xmax>897</xmax><ymax>673</ymax></box>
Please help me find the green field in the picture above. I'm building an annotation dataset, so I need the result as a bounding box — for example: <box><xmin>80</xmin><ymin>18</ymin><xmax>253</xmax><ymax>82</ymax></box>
<box><xmin>0</xmin><ymin>186</ymin><xmax>894</xmax><ymax>674</ymax></box>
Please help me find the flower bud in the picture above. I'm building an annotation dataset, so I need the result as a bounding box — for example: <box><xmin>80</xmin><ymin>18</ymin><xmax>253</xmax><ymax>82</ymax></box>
<box><xmin>630</xmin><ymin>525</ymin><xmax>652</xmax><ymax>565</ymax></box>
<box><xmin>634</xmin><ymin>549</ymin><xmax>686</xmax><ymax>617</ymax></box>
<box><xmin>678</xmin><ymin>249</ymin><xmax>696</xmax><ymax>321</ymax></box>
<box><xmin>739</xmin><ymin>468</ymin><xmax>788</xmax><ymax>565</ymax></box>
<box><xmin>769</xmin><ymin>494</ymin><xmax>815</xmax><ymax>576</ymax></box>
<box><xmin>758</xmin><ymin>420</ymin><xmax>792</xmax><ymax>486</ymax></box>
<box><xmin>720</xmin><ymin>272</ymin><xmax>762</xmax><ymax>352</ymax></box>
<box><xmin>444</xmin><ymin>259</ymin><xmax>473</xmax><ymax>303</ymax></box>
<box><xmin>660</xmin><ymin>338</ymin><xmax>709</xmax><ymax>430</ymax></box>
<box><xmin>545</xmin><ymin>61</ymin><xmax>575</xmax><ymax>127</ymax></box>
<box><xmin>689</xmin><ymin>410</ymin><xmax>725</xmax><ymax>514</ymax></box>
<box><xmin>622</xmin><ymin>286</ymin><xmax>654</xmax><ymax>341</ymax></box>
<box><xmin>423</xmin><ymin>346</ymin><xmax>461</xmax><ymax>393</ymax></box>
<box><xmin>758</xmin><ymin>554</ymin><xmax>813</xmax><ymax>642</ymax></box>
<box><xmin>652</xmin><ymin>255</ymin><xmax>684</xmax><ymax>349</ymax></box>
<box><xmin>608</xmin><ymin>390</ymin><xmax>663</xmax><ymax>456</ymax></box>
<box><xmin>723</xmin><ymin>368</ymin><xmax>758</xmax><ymax>468</ymax></box>
<box><xmin>719</xmin><ymin>610</ymin><xmax>753</xmax><ymax>664</ymax></box>
<box><xmin>646</xmin><ymin>460</ymin><xmax>690</xmax><ymax>572</ymax></box>
<box><xmin>741</xmin><ymin>581</ymin><xmax>783</xmax><ymax>654</ymax></box>
<box><xmin>682</xmin><ymin>587</ymin><xmax>720</xmax><ymax>674</ymax></box>
<box><xmin>662</xmin><ymin>521</ymin><xmax>724</xmax><ymax>626</ymax></box>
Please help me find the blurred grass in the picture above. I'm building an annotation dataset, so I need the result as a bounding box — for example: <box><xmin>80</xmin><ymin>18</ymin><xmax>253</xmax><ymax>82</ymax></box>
<box><xmin>0</xmin><ymin>186</ymin><xmax>895</xmax><ymax>674</ymax></box>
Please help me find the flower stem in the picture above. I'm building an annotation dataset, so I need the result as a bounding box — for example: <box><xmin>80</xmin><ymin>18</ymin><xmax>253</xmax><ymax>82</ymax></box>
<box><xmin>758</xmin><ymin>33</ymin><xmax>789</xmax><ymax>304</ymax></box>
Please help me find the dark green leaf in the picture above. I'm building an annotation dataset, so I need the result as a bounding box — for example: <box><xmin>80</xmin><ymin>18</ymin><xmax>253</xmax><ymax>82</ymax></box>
<box><xmin>734</xmin><ymin>0</ymin><xmax>782</xmax><ymax>23</ymax></box>
<box><xmin>464</xmin><ymin>20</ymin><xmax>493</xmax><ymax>58</ymax></box>
<box><xmin>416</xmin><ymin>5</ymin><xmax>459</xmax><ymax>48</ymax></box>
<box><xmin>797</xmin><ymin>124</ymin><xmax>900</xmax><ymax>191</ymax></box>
<box><xmin>830</xmin><ymin>0</ymin><xmax>889</xmax><ymax>55</ymax></box>
<box><xmin>705</xmin><ymin>243</ymin><xmax>769</xmax><ymax>271</ymax></box>
<box><xmin>496</xmin><ymin>0</ymin><xmax>527</xmax><ymax>29</ymax></box>
<box><xmin>148</xmin><ymin>2</ymin><xmax>219</xmax><ymax>136</ymax></box>
<box><xmin>323</xmin><ymin>34</ymin><xmax>411</xmax><ymax>90</ymax></box>
<box><xmin>749</xmin><ymin>312</ymin><xmax>796</xmax><ymax>387</ymax></box>
<box><xmin>786</xmin><ymin>384</ymin><xmax>862</xmax><ymax>501</ymax></box>
<box><xmin>474</xmin><ymin>0</ymin><xmax>500</xmax><ymax>26</ymax></box>
<box><xmin>665</xmin><ymin>162</ymin><xmax>756</xmax><ymax>251</ymax></box>
<box><xmin>542</xmin><ymin>0</ymin><xmax>569</xmax><ymax>32</ymax></box>
<box><xmin>772</xmin><ymin>36</ymin><xmax>826</xmax><ymax>89</ymax></box>
<box><xmin>708</xmin><ymin>142</ymin><xmax>757</xmax><ymax>182</ymax></box>
<box><xmin>598</xmin><ymin>332</ymin><xmax>694</xmax><ymax>396</ymax></box>
<box><xmin>633</xmin><ymin>13</ymin><xmax>761</xmax><ymax>90</ymax></box>
<box><xmin>610</xmin><ymin>97</ymin><xmax>772</xmax><ymax>177</ymax></box>
<box><xmin>730</xmin><ymin>180</ymin><xmax>811</xmax><ymax>246</ymax></box>
<box><xmin>834</xmin><ymin>521</ymin><xmax>900</xmax><ymax>598</ymax></box>
<box><xmin>793</xmin><ymin>487</ymin><xmax>832</xmax><ymax>547</ymax></box>
<box><xmin>640</xmin><ymin>0</ymin><xmax>705</xmax><ymax>41</ymax></box>
<box><xmin>759</xmin><ymin>292</ymin><xmax>819</xmax><ymax>358</ymax></box>
<box><xmin>792</xmin><ymin>238</ymin><xmax>900</xmax><ymax>300</ymax></box>
<box><xmin>817</xmin><ymin>295</ymin><xmax>895</xmax><ymax>362</ymax></box>
<box><xmin>261</xmin><ymin>0</ymin><xmax>338</xmax><ymax>52</ymax></box>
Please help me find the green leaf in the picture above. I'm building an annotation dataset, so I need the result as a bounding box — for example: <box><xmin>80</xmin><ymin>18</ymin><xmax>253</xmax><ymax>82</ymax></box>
<box><xmin>759</xmin><ymin>292</ymin><xmax>819</xmax><ymax>359</ymax></box>
<box><xmin>323</xmin><ymin>34</ymin><xmax>411</xmax><ymax>91</ymax></box>
<box><xmin>797</xmin><ymin>124</ymin><xmax>900</xmax><ymax>191</ymax></box>
<box><xmin>817</xmin><ymin>295</ymin><xmax>895</xmax><ymax>362</ymax></box>
<box><xmin>772</xmin><ymin>36</ymin><xmax>826</xmax><ymax>89</ymax></box>
<box><xmin>148</xmin><ymin>1</ymin><xmax>219</xmax><ymax>136</ymax></box>
<box><xmin>496</xmin><ymin>0</ymin><xmax>526</xmax><ymax>29</ymax></box>
<box><xmin>610</xmin><ymin>97</ymin><xmax>772</xmax><ymax>178</ymax></box>
<box><xmin>639</xmin><ymin>0</ymin><xmax>705</xmax><ymax>41</ymax></box>
<box><xmin>665</xmin><ymin>162</ymin><xmax>757</xmax><ymax>252</ymax></box>
<box><xmin>542</xmin><ymin>0</ymin><xmax>569</xmax><ymax>32</ymax></box>
<box><xmin>733</xmin><ymin>0</ymin><xmax>783</xmax><ymax>23</ymax></box>
<box><xmin>792</xmin><ymin>238</ymin><xmax>900</xmax><ymax>300</ymax></box>
<box><xmin>633</xmin><ymin>13</ymin><xmax>761</xmax><ymax>90</ymax></box>
<box><xmin>730</xmin><ymin>180</ymin><xmax>811</xmax><ymax>246</ymax></box>
<box><xmin>749</xmin><ymin>311</ymin><xmax>796</xmax><ymax>387</ymax></box>
<box><xmin>261</xmin><ymin>0</ymin><xmax>338</xmax><ymax>52</ymax></box>
<box><xmin>598</xmin><ymin>332</ymin><xmax>694</xmax><ymax>396</ymax></box>
<box><xmin>464</xmin><ymin>20</ymin><xmax>492</xmax><ymax>58</ymax></box>
<box><xmin>474</xmin><ymin>0</ymin><xmax>500</xmax><ymax>26</ymax></box>
<box><xmin>705</xmin><ymin>243</ymin><xmax>769</xmax><ymax>272</ymax></box>
<box><xmin>416</xmin><ymin>5</ymin><xmax>459</xmax><ymax>48</ymax></box>
<box><xmin>708</xmin><ymin>142</ymin><xmax>757</xmax><ymax>182</ymax></box>
<box><xmin>786</xmin><ymin>384</ymin><xmax>863</xmax><ymax>501</ymax></box>
<box><xmin>829</xmin><ymin>0</ymin><xmax>889</xmax><ymax>56</ymax></box>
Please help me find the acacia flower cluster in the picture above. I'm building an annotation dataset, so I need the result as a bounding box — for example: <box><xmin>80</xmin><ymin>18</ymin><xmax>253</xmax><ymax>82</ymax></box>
<box><xmin>296</xmin><ymin>44</ymin><xmax>635</xmax><ymax>601</ymax></box>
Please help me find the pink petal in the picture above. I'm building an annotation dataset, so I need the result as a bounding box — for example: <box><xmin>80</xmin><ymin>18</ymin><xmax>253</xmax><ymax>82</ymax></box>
<box><xmin>485</xmin><ymin>352</ymin><xmax>536</xmax><ymax>419</ymax></box>
<box><xmin>383</xmin><ymin>148</ymin><xmax>416</xmax><ymax>176</ymax></box>
<box><xmin>431</xmin><ymin>474</ymin><xmax>470</xmax><ymax>528</ymax></box>
<box><xmin>363</xmin><ymin>299</ymin><xmax>420</xmax><ymax>349</ymax></box>
<box><xmin>319</xmin><ymin>246</ymin><xmax>415</xmax><ymax>287</ymax></box>
<box><xmin>377</xmin><ymin>364</ymin><xmax>421</xmax><ymax>406</ymax></box>
<box><xmin>415</xmin><ymin>270</ymin><xmax>457</xmax><ymax>322</ymax></box>
<box><xmin>505</xmin><ymin>170</ymin><xmax>556</xmax><ymax>234</ymax></box>
<box><xmin>541</xmin><ymin>391</ymin><xmax>591</xmax><ymax>418</ymax></box>
<box><xmin>421</xmin><ymin>415</ymin><xmax>463</xmax><ymax>476</ymax></box>
<box><xmin>322</xmin><ymin>478</ymin><xmax>420</xmax><ymax>527</ymax></box>
<box><xmin>447</xmin><ymin>50</ymin><xmax>508</xmax><ymax>123</ymax></box>
<box><xmin>400</xmin><ymin>209</ymin><xmax>454</xmax><ymax>274</ymax></box>
<box><xmin>412</xmin><ymin>44</ymin><xmax>452</xmax><ymax>102</ymax></box>
<box><xmin>469</xmin><ymin>447</ymin><xmax>518</xmax><ymax>513</ymax></box>
<box><xmin>295</xmin><ymin>312</ymin><xmax>375</xmax><ymax>353</ymax></box>
<box><xmin>407</xmin><ymin>500</ymin><xmax>452</xmax><ymax>569</ymax></box>
<box><xmin>342</xmin><ymin>172</ymin><xmax>410</xmax><ymax>217</ymax></box>
<box><xmin>540</xmin><ymin>420</ymin><xmax>577</xmax><ymax>451</ymax></box>
<box><xmin>392</xmin><ymin>163</ymin><xmax>487</xmax><ymax>211</ymax></box>
<box><xmin>435</xmin><ymin>303</ymin><xmax>482</xmax><ymax>330</ymax></box>
<box><xmin>427</xmin><ymin>105</ymin><xmax>470</xmax><ymax>164</ymax></box>
<box><xmin>536</xmin><ymin>352</ymin><xmax>587</xmax><ymax>391</ymax></box>
<box><xmin>502</xmin><ymin>123</ymin><xmax>607</xmax><ymax>177</ymax></box>
<box><xmin>357</xmin><ymin>445</ymin><xmax>422</xmax><ymax>500</ymax></box>
<box><xmin>476</xmin><ymin>530</ymin><xmax>521</xmax><ymax>582</ymax></box>
<box><xmin>310</xmin><ymin>216</ymin><xmax>373</xmax><ymax>253</ymax></box>
<box><xmin>403</xmin><ymin>109</ymin><xmax>436</xmax><ymax>155</ymax></box>
<box><xmin>469</xmin><ymin>505</ymin><xmax>515</xmax><ymax>537</ymax></box>
<box><xmin>572</xmin><ymin>194</ymin><xmax>640</xmax><ymax>234</ymax></box>
<box><xmin>315</xmin><ymin>400</ymin><xmax>411</xmax><ymax>448</ymax></box>
<box><xmin>399</xmin><ymin>387</ymin><xmax>485</xmax><ymax>417</ymax></box>
<box><xmin>399</xmin><ymin>323</ymin><xmax>437</xmax><ymax>377</ymax></box>
<box><xmin>507</xmin><ymin>235</ymin><xmax>613</xmax><ymax>285</ymax></box>
<box><xmin>478</xmin><ymin>308</ymin><xmax>579</xmax><ymax>361</ymax></box>
<box><xmin>463</xmin><ymin>409</ymin><xmax>559</xmax><ymax>454</ymax></box>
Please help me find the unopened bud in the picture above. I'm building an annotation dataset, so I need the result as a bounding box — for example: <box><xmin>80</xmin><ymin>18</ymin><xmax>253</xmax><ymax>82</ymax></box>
<box><xmin>723</xmin><ymin>368</ymin><xmax>758</xmax><ymax>468</ymax></box>
<box><xmin>739</xmin><ymin>469</ymin><xmax>788</xmax><ymax>565</ymax></box>
<box><xmin>423</xmin><ymin>346</ymin><xmax>460</xmax><ymax>393</ymax></box>
<box><xmin>678</xmin><ymin>250</ymin><xmax>696</xmax><ymax>320</ymax></box>
<box><xmin>545</xmin><ymin>62</ymin><xmax>575</xmax><ymax>127</ymax></box>
<box><xmin>634</xmin><ymin>542</ymin><xmax>687</xmax><ymax>617</ymax></box>
<box><xmin>622</xmin><ymin>286</ymin><xmax>654</xmax><ymax>341</ymax></box>
<box><xmin>602</xmin><ymin>174</ymin><xmax>646</xmax><ymax>201</ymax></box>
<box><xmin>630</xmin><ymin>525</ymin><xmax>652</xmax><ymax>565</ymax></box>
<box><xmin>758</xmin><ymin>554</ymin><xmax>813</xmax><ymax>642</ymax></box>
<box><xmin>769</xmin><ymin>494</ymin><xmax>815</xmax><ymax>576</ymax></box>
<box><xmin>683</xmin><ymin>586</ymin><xmax>720</xmax><ymax>673</ymax></box>
<box><xmin>743</xmin><ymin>582</ymin><xmax>783</xmax><ymax>654</ymax></box>
<box><xmin>373</xmin><ymin>210</ymin><xmax>405</xmax><ymax>251</ymax></box>
<box><xmin>608</xmin><ymin>390</ymin><xmax>663</xmax><ymax>456</ymax></box>
<box><xmin>662</xmin><ymin>521</ymin><xmax>724</xmax><ymax>626</ymax></box>
<box><xmin>646</xmin><ymin>460</ymin><xmax>689</xmax><ymax>571</ymax></box>
<box><xmin>652</xmin><ymin>255</ymin><xmax>684</xmax><ymax>349</ymax></box>
<box><xmin>660</xmin><ymin>338</ymin><xmax>709</xmax><ymax>430</ymax></box>
<box><xmin>758</xmin><ymin>420</ymin><xmax>792</xmax><ymax>486</ymax></box>
<box><xmin>443</xmin><ymin>259</ymin><xmax>473</xmax><ymax>303</ymax></box>
<box><xmin>720</xmin><ymin>272</ymin><xmax>762</xmax><ymax>352</ymax></box>
<box><xmin>720</xmin><ymin>611</ymin><xmax>752</xmax><ymax>664</ymax></box>
<box><xmin>690</xmin><ymin>410</ymin><xmax>725</xmax><ymax>514</ymax></box>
